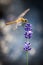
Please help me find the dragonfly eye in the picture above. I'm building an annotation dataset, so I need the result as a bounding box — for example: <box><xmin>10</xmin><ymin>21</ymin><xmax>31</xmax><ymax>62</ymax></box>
<box><xmin>25</xmin><ymin>19</ymin><xmax>27</xmax><ymax>23</ymax></box>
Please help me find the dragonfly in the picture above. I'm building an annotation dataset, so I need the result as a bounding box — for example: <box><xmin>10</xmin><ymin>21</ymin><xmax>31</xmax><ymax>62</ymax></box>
<box><xmin>5</xmin><ymin>8</ymin><xmax>30</xmax><ymax>30</ymax></box>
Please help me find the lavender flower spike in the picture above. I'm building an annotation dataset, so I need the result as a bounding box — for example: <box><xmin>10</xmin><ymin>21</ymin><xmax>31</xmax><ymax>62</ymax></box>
<box><xmin>24</xmin><ymin>42</ymin><xmax>31</xmax><ymax>51</ymax></box>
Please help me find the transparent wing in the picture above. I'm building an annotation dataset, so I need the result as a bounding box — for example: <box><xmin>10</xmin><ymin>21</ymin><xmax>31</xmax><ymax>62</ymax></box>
<box><xmin>18</xmin><ymin>8</ymin><xmax>30</xmax><ymax>18</ymax></box>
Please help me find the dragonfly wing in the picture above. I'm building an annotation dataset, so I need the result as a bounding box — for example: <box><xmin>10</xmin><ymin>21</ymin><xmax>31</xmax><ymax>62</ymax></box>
<box><xmin>18</xmin><ymin>8</ymin><xmax>30</xmax><ymax>18</ymax></box>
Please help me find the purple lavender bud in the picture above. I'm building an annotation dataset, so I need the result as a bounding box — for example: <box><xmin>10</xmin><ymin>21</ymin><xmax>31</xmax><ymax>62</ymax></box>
<box><xmin>24</xmin><ymin>32</ymin><xmax>27</xmax><ymax>38</ymax></box>
<box><xmin>24</xmin><ymin>31</ymin><xmax>32</xmax><ymax>39</ymax></box>
<box><xmin>28</xmin><ymin>33</ymin><xmax>32</xmax><ymax>39</ymax></box>
<box><xmin>25</xmin><ymin>23</ymin><xmax>32</xmax><ymax>28</ymax></box>
<box><xmin>27</xmin><ymin>31</ymin><xmax>33</xmax><ymax>39</ymax></box>
<box><xmin>24</xmin><ymin>42</ymin><xmax>31</xmax><ymax>51</ymax></box>
<box><xmin>28</xmin><ymin>47</ymin><xmax>31</xmax><ymax>50</ymax></box>
<box><xmin>25</xmin><ymin>23</ymin><xmax>32</xmax><ymax>31</ymax></box>
<box><xmin>25</xmin><ymin>27</ymin><xmax>32</xmax><ymax>31</ymax></box>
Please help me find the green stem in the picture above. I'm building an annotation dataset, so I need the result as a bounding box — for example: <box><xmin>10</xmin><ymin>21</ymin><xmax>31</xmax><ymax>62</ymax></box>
<box><xmin>26</xmin><ymin>51</ymin><xmax>28</xmax><ymax>65</ymax></box>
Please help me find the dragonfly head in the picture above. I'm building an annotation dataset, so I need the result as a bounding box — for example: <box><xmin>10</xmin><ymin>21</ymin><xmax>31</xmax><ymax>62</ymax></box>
<box><xmin>21</xmin><ymin>18</ymin><xmax>28</xmax><ymax>23</ymax></box>
<box><xmin>24</xmin><ymin>19</ymin><xmax>28</xmax><ymax>23</ymax></box>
